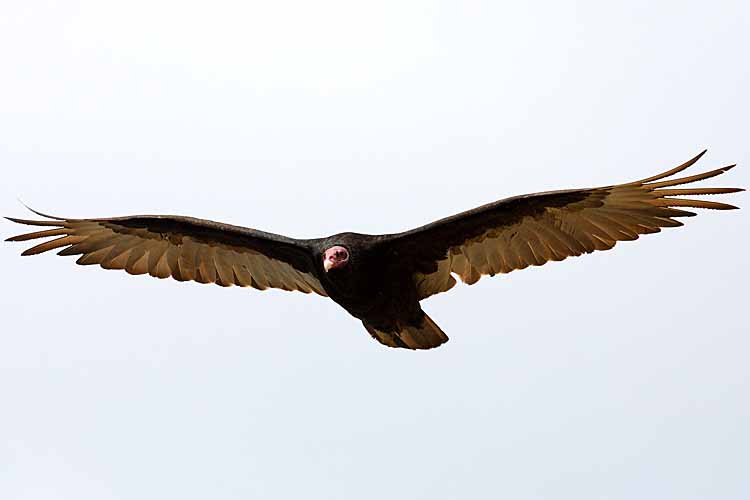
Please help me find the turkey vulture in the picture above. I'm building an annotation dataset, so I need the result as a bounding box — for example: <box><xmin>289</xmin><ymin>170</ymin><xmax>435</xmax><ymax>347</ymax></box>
<box><xmin>5</xmin><ymin>151</ymin><xmax>743</xmax><ymax>349</ymax></box>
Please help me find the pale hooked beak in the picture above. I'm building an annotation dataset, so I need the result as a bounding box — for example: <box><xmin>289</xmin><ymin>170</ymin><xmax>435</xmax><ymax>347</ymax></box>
<box><xmin>323</xmin><ymin>259</ymin><xmax>334</xmax><ymax>272</ymax></box>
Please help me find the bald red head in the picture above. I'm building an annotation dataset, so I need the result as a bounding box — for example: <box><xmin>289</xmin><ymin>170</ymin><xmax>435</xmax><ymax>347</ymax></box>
<box><xmin>323</xmin><ymin>246</ymin><xmax>349</xmax><ymax>272</ymax></box>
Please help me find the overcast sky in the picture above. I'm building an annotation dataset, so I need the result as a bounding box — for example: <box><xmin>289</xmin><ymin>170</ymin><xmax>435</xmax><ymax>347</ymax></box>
<box><xmin>1</xmin><ymin>2</ymin><xmax>748</xmax><ymax>499</ymax></box>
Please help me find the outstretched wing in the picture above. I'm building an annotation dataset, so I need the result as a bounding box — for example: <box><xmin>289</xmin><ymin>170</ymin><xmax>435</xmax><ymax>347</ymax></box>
<box><xmin>385</xmin><ymin>151</ymin><xmax>742</xmax><ymax>300</ymax></box>
<box><xmin>6</xmin><ymin>211</ymin><xmax>327</xmax><ymax>296</ymax></box>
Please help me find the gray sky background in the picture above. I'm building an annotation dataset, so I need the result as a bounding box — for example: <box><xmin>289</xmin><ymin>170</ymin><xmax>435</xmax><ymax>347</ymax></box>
<box><xmin>1</xmin><ymin>2</ymin><xmax>748</xmax><ymax>499</ymax></box>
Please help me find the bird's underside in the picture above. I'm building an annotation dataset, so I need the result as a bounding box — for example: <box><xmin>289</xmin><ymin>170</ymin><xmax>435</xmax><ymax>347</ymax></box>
<box><xmin>5</xmin><ymin>150</ymin><xmax>743</xmax><ymax>350</ymax></box>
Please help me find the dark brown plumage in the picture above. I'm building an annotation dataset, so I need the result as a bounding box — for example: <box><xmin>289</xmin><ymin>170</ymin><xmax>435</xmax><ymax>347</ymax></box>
<box><xmin>5</xmin><ymin>151</ymin><xmax>743</xmax><ymax>350</ymax></box>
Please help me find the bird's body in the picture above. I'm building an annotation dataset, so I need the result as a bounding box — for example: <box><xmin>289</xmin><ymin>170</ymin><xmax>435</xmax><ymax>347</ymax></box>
<box><xmin>6</xmin><ymin>151</ymin><xmax>743</xmax><ymax>349</ymax></box>
<box><xmin>318</xmin><ymin>233</ymin><xmax>444</xmax><ymax>348</ymax></box>
<box><xmin>294</xmin><ymin>232</ymin><xmax>446</xmax><ymax>348</ymax></box>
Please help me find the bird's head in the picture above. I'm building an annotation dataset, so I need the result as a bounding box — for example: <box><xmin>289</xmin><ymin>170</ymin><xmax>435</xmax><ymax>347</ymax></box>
<box><xmin>323</xmin><ymin>245</ymin><xmax>350</xmax><ymax>272</ymax></box>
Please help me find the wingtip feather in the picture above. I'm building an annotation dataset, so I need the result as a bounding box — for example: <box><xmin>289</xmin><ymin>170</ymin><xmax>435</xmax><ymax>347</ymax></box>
<box><xmin>633</xmin><ymin>149</ymin><xmax>709</xmax><ymax>184</ymax></box>
<box><xmin>18</xmin><ymin>201</ymin><xmax>65</xmax><ymax>220</ymax></box>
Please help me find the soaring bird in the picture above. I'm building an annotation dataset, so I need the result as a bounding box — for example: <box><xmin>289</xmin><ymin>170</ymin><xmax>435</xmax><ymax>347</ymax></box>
<box><xmin>5</xmin><ymin>151</ymin><xmax>742</xmax><ymax>350</ymax></box>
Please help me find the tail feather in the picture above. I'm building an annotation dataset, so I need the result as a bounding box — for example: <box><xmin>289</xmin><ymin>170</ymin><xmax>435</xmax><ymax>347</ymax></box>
<box><xmin>363</xmin><ymin>314</ymin><xmax>449</xmax><ymax>350</ymax></box>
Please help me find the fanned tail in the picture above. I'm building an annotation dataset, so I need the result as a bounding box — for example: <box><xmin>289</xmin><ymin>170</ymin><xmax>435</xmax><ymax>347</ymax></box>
<box><xmin>363</xmin><ymin>313</ymin><xmax>449</xmax><ymax>350</ymax></box>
